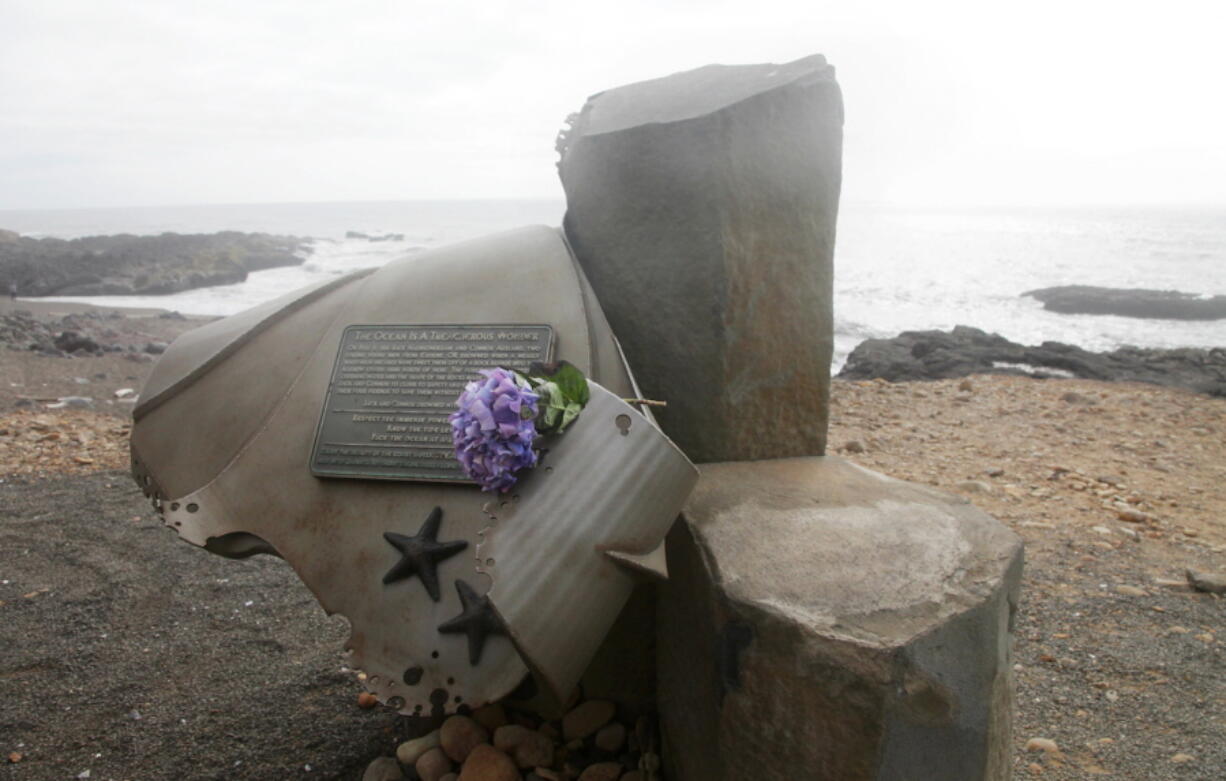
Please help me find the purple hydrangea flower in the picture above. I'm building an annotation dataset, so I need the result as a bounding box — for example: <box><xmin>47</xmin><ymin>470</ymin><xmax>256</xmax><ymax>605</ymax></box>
<box><xmin>450</xmin><ymin>368</ymin><xmax>540</xmax><ymax>493</ymax></box>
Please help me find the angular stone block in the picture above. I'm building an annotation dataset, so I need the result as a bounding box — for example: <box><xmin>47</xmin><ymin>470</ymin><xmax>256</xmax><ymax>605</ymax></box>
<box><xmin>657</xmin><ymin>457</ymin><xmax>1022</xmax><ymax>780</ymax></box>
<box><xmin>558</xmin><ymin>55</ymin><xmax>844</xmax><ymax>462</ymax></box>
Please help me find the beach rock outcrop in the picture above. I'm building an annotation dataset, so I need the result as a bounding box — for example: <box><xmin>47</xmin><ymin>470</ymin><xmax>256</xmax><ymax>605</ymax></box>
<box><xmin>839</xmin><ymin>325</ymin><xmax>1226</xmax><ymax>397</ymax></box>
<box><xmin>558</xmin><ymin>54</ymin><xmax>843</xmax><ymax>462</ymax></box>
<box><xmin>0</xmin><ymin>230</ymin><xmax>311</xmax><ymax>297</ymax></box>
<box><xmin>1024</xmin><ymin>285</ymin><xmax>1226</xmax><ymax>320</ymax></box>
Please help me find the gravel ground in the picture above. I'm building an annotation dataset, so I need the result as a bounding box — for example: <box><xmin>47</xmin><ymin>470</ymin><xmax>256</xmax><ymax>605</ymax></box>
<box><xmin>0</xmin><ymin>470</ymin><xmax>408</xmax><ymax>780</ymax></box>
<box><xmin>830</xmin><ymin>375</ymin><xmax>1225</xmax><ymax>780</ymax></box>
<box><xmin>2</xmin><ymin>303</ymin><xmax>1223</xmax><ymax>779</ymax></box>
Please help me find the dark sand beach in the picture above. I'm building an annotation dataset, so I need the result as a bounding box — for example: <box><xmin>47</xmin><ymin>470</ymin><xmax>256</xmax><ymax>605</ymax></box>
<box><xmin>2</xmin><ymin>302</ymin><xmax>1223</xmax><ymax>779</ymax></box>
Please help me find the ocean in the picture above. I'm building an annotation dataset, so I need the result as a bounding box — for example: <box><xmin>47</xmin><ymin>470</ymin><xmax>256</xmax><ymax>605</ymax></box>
<box><xmin>2</xmin><ymin>200</ymin><xmax>1223</xmax><ymax>369</ymax></box>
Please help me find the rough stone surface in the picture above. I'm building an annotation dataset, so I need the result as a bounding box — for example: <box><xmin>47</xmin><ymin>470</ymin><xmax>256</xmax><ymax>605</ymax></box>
<box><xmin>0</xmin><ymin>230</ymin><xmax>310</xmax><ymax>297</ymax></box>
<box><xmin>839</xmin><ymin>325</ymin><xmax>1226</xmax><ymax>397</ymax></box>
<box><xmin>562</xmin><ymin>700</ymin><xmax>616</xmax><ymax>741</ymax></box>
<box><xmin>456</xmin><ymin>744</ymin><xmax>520</xmax><ymax>781</ymax></box>
<box><xmin>1024</xmin><ymin>285</ymin><xmax>1226</xmax><ymax>320</ymax></box>
<box><xmin>657</xmin><ymin>456</ymin><xmax>1023</xmax><ymax>780</ymax></box>
<box><xmin>441</xmin><ymin>715</ymin><xmax>490</xmax><ymax>763</ymax></box>
<box><xmin>558</xmin><ymin>54</ymin><xmax>843</xmax><ymax>462</ymax></box>
<box><xmin>1186</xmin><ymin>568</ymin><xmax>1226</xmax><ymax>594</ymax></box>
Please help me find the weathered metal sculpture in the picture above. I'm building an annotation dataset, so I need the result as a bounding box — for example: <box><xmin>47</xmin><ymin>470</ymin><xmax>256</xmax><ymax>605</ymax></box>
<box><xmin>130</xmin><ymin>226</ymin><xmax>697</xmax><ymax>714</ymax></box>
<box><xmin>132</xmin><ymin>54</ymin><xmax>1022</xmax><ymax>780</ymax></box>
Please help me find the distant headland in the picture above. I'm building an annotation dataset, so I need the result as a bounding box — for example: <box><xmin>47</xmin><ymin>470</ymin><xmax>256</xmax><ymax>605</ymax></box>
<box><xmin>0</xmin><ymin>229</ymin><xmax>312</xmax><ymax>297</ymax></box>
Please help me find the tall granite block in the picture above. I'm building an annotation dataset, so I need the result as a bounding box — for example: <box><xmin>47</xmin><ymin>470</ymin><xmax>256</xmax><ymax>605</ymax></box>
<box><xmin>657</xmin><ymin>457</ymin><xmax>1023</xmax><ymax>781</ymax></box>
<box><xmin>558</xmin><ymin>55</ymin><xmax>843</xmax><ymax>462</ymax></box>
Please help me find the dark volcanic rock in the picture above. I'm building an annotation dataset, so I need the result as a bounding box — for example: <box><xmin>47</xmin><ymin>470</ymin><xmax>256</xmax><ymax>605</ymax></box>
<box><xmin>1024</xmin><ymin>285</ymin><xmax>1226</xmax><ymax>320</ymax></box>
<box><xmin>558</xmin><ymin>54</ymin><xmax>843</xmax><ymax>462</ymax></box>
<box><xmin>839</xmin><ymin>325</ymin><xmax>1226</xmax><ymax>397</ymax></box>
<box><xmin>0</xmin><ymin>230</ymin><xmax>311</xmax><ymax>297</ymax></box>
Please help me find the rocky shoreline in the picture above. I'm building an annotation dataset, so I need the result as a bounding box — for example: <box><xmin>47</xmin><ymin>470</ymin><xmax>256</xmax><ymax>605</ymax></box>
<box><xmin>839</xmin><ymin>325</ymin><xmax>1226</xmax><ymax>397</ymax></box>
<box><xmin>1024</xmin><ymin>285</ymin><xmax>1226</xmax><ymax>320</ymax></box>
<box><xmin>0</xmin><ymin>228</ymin><xmax>311</xmax><ymax>297</ymax></box>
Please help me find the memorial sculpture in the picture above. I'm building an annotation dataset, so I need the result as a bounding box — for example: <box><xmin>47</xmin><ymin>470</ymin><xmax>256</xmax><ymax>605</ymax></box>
<box><xmin>131</xmin><ymin>54</ymin><xmax>1023</xmax><ymax>780</ymax></box>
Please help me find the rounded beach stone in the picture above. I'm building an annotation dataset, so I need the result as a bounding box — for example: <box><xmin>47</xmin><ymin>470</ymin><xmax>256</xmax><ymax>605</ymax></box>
<box><xmin>594</xmin><ymin>723</ymin><xmax>626</xmax><ymax>753</ymax></box>
<box><xmin>577</xmin><ymin>762</ymin><xmax>622</xmax><ymax>781</ymax></box>
<box><xmin>473</xmin><ymin>703</ymin><xmax>509</xmax><ymax>731</ymax></box>
<box><xmin>441</xmin><ymin>715</ymin><xmax>490</xmax><ymax>762</ymax></box>
<box><xmin>562</xmin><ymin>700</ymin><xmax>615</xmax><ymax>740</ymax></box>
<box><xmin>457</xmin><ymin>744</ymin><xmax>520</xmax><ymax>781</ymax></box>
<box><xmin>493</xmin><ymin>724</ymin><xmax>532</xmax><ymax>753</ymax></box>
<box><xmin>513</xmin><ymin>730</ymin><xmax>554</xmax><ymax>769</ymax></box>
<box><xmin>363</xmin><ymin>756</ymin><xmax>406</xmax><ymax>781</ymax></box>
<box><xmin>416</xmin><ymin>747</ymin><xmax>454</xmax><ymax>781</ymax></box>
<box><xmin>397</xmin><ymin>730</ymin><xmax>441</xmax><ymax>766</ymax></box>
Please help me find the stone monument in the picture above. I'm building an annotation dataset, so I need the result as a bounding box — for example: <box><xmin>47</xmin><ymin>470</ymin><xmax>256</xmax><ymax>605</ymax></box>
<box><xmin>559</xmin><ymin>55</ymin><xmax>1022</xmax><ymax>780</ymax></box>
<box><xmin>130</xmin><ymin>53</ymin><xmax>1022</xmax><ymax>780</ymax></box>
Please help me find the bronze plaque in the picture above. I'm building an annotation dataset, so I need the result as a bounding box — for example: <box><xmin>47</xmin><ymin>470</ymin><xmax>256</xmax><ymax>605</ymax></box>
<box><xmin>311</xmin><ymin>324</ymin><xmax>554</xmax><ymax>482</ymax></box>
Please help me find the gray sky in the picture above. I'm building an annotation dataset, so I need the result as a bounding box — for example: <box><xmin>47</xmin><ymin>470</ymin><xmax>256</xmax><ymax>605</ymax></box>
<box><xmin>2</xmin><ymin>0</ymin><xmax>1224</xmax><ymax>210</ymax></box>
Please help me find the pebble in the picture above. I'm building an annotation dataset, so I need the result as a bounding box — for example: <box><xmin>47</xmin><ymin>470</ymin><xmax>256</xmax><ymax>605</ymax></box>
<box><xmin>397</xmin><ymin>730</ymin><xmax>441</xmax><ymax>766</ymax></box>
<box><xmin>1024</xmin><ymin>737</ymin><xmax>1059</xmax><ymax>753</ymax></box>
<box><xmin>984</xmin><ymin>466</ymin><xmax>1005</xmax><ymax>477</ymax></box>
<box><xmin>441</xmin><ymin>715</ymin><xmax>490</xmax><ymax>762</ymax></box>
<box><xmin>457</xmin><ymin>744</ymin><xmax>519</xmax><ymax>781</ymax></box>
<box><xmin>473</xmin><ymin>703</ymin><xmax>509</xmax><ymax>731</ymax></box>
<box><xmin>562</xmin><ymin>700</ymin><xmax>616</xmax><ymax>740</ymax></box>
<box><xmin>493</xmin><ymin>724</ymin><xmax>532</xmax><ymax>753</ymax></box>
<box><xmin>842</xmin><ymin>439</ymin><xmax>865</xmax><ymax>454</ymax></box>
<box><xmin>1116</xmin><ymin>508</ymin><xmax>1150</xmax><ymax>523</ymax></box>
<box><xmin>7</xmin><ymin>752</ymin><xmax>22</xmax><ymax>763</ymax></box>
<box><xmin>577</xmin><ymin>763</ymin><xmax>622</xmax><ymax>781</ymax></box>
<box><xmin>356</xmin><ymin>692</ymin><xmax>379</xmax><ymax>709</ymax></box>
<box><xmin>1114</xmin><ymin>585</ymin><xmax>1147</xmax><ymax>597</ymax></box>
<box><xmin>416</xmin><ymin>747</ymin><xmax>453</xmax><ymax>781</ymax></box>
<box><xmin>363</xmin><ymin>756</ymin><xmax>406</xmax><ymax>781</ymax></box>
<box><xmin>1170</xmin><ymin>753</ymin><xmax>1195</xmax><ymax>763</ymax></box>
<box><xmin>513</xmin><ymin>731</ymin><xmax>554</xmax><ymax>769</ymax></box>
<box><xmin>956</xmin><ymin>480</ymin><xmax>992</xmax><ymax>494</ymax></box>
<box><xmin>594</xmin><ymin>722</ymin><xmax>627</xmax><ymax>753</ymax></box>
<box><xmin>1185</xmin><ymin>569</ymin><xmax>1226</xmax><ymax>594</ymax></box>
<box><xmin>958</xmin><ymin>378</ymin><xmax>974</xmax><ymax>392</ymax></box>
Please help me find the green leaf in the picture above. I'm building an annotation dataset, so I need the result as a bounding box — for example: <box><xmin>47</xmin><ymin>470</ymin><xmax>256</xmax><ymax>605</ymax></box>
<box><xmin>557</xmin><ymin>401</ymin><xmax>582</xmax><ymax>432</ymax></box>
<box><xmin>529</xmin><ymin>360</ymin><xmax>589</xmax><ymax>406</ymax></box>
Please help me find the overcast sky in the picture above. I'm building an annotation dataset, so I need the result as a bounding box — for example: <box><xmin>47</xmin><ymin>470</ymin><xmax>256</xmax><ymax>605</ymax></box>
<box><xmin>2</xmin><ymin>0</ymin><xmax>1224</xmax><ymax>210</ymax></box>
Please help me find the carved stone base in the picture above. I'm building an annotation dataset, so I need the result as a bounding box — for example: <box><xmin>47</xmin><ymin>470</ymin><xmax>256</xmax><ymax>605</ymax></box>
<box><xmin>657</xmin><ymin>456</ymin><xmax>1022</xmax><ymax>780</ymax></box>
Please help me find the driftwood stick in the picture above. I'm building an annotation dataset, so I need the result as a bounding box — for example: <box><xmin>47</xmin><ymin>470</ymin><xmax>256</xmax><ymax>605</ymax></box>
<box><xmin>622</xmin><ymin>398</ymin><xmax>667</xmax><ymax>408</ymax></box>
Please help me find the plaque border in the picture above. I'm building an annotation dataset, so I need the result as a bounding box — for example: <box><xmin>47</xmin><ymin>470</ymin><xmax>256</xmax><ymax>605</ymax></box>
<box><xmin>309</xmin><ymin>323</ymin><xmax>555</xmax><ymax>483</ymax></box>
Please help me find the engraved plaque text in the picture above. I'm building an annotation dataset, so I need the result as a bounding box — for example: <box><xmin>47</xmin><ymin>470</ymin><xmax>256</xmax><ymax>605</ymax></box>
<box><xmin>311</xmin><ymin>324</ymin><xmax>554</xmax><ymax>482</ymax></box>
